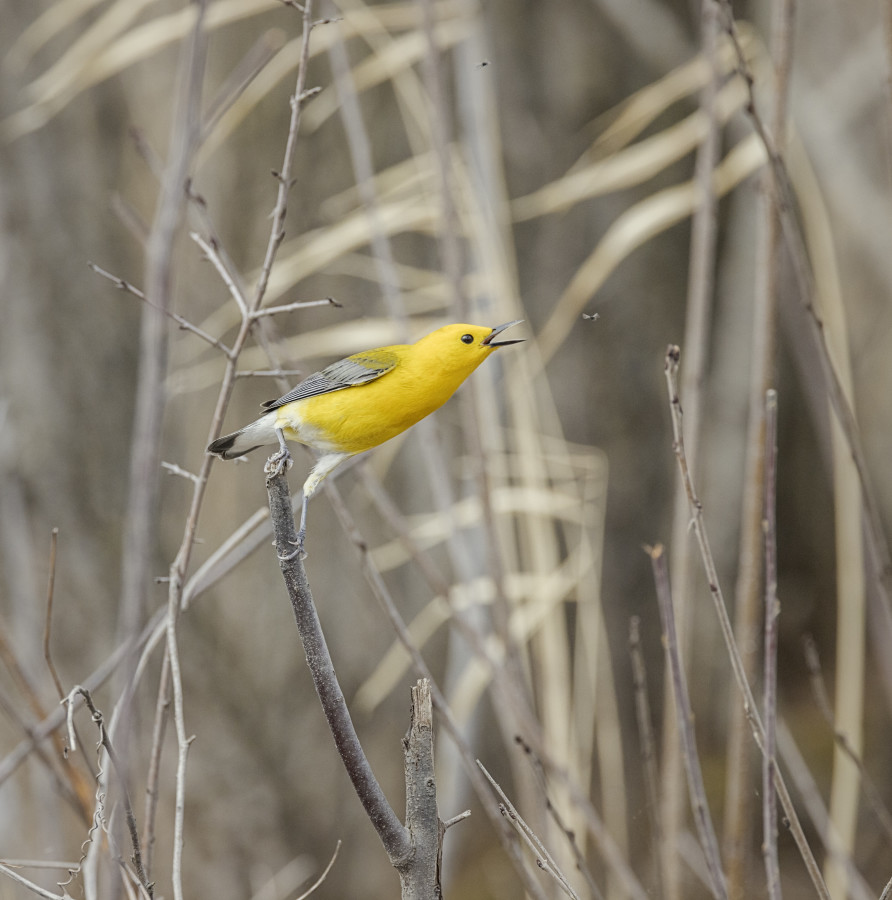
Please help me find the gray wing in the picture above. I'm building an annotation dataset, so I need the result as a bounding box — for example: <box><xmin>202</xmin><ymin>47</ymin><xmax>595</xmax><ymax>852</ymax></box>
<box><xmin>260</xmin><ymin>350</ymin><xmax>400</xmax><ymax>411</ymax></box>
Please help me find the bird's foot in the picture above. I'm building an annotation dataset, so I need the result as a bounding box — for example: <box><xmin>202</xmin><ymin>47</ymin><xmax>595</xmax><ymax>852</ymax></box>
<box><xmin>264</xmin><ymin>447</ymin><xmax>293</xmax><ymax>477</ymax></box>
<box><xmin>277</xmin><ymin>527</ymin><xmax>307</xmax><ymax>561</ymax></box>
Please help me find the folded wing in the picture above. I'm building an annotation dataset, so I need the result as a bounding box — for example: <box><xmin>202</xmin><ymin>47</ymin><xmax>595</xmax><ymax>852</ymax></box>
<box><xmin>260</xmin><ymin>350</ymin><xmax>400</xmax><ymax>411</ymax></box>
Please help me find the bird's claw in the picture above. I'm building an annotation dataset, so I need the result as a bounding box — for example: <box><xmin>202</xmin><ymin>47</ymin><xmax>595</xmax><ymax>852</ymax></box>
<box><xmin>265</xmin><ymin>447</ymin><xmax>293</xmax><ymax>477</ymax></box>
<box><xmin>277</xmin><ymin>530</ymin><xmax>307</xmax><ymax>561</ymax></box>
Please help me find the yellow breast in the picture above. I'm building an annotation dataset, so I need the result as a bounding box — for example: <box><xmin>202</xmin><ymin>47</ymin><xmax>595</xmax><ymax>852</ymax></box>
<box><xmin>274</xmin><ymin>353</ymin><xmax>477</xmax><ymax>455</ymax></box>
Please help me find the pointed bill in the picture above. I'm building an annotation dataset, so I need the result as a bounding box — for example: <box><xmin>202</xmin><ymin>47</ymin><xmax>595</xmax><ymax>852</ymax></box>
<box><xmin>482</xmin><ymin>319</ymin><xmax>524</xmax><ymax>347</ymax></box>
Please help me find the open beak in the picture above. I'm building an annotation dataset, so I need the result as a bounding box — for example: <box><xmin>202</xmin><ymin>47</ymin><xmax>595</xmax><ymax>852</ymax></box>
<box><xmin>482</xmin><ymin>319</ymin><xmax>524</xmax><ymax>347</ymax></box>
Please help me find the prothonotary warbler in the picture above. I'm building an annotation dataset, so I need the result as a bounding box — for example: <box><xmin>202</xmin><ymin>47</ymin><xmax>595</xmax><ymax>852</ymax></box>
<box><xmin>208</xmin><ymin>320</ymin><xmax>523</xmax><ymax>554</ymax></box>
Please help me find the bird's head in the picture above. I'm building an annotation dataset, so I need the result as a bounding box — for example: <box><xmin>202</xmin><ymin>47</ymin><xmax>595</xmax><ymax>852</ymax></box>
<box><xmin>416</xmin><ymin>320</ymin><xmax>524</xmax><ymax>374</ymax></box>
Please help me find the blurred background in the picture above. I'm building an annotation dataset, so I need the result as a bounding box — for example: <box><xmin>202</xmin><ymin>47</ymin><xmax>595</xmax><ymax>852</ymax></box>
<box><xmin>2</xmin><ymin>0</ymin><xmax>892</xmax><ymax>898</ymax></box>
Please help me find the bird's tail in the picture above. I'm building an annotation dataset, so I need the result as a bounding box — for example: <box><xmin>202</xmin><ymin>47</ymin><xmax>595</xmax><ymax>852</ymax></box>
<box><xmin>207</xmin><ymin>413</ymin><xmax>278</xmax><ymax>460</ymax></box>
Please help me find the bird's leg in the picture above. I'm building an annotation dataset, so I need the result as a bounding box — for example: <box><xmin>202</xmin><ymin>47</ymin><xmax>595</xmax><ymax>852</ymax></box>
<box><xmin>266</xmin><ymin>427</ymin><xmax>293</xmax><ymax>477</ymax></box>
<box><xmin>277</xmin><ymin>496</ymin><xmax>308</xmax><ymax>562</ymax></box>
<box><xmin>279</xmin><ymin>453</ymin><xmax>351</xmax><ymax>558</ymax></box>
<box><xmin>297</xmin><ymin>492</ymin><xmax>309</xmax><ymax>551</ymax></box>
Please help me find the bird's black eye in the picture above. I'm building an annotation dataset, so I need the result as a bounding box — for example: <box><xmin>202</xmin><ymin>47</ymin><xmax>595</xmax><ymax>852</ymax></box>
<box><xmin>461</xmin><ymin>333</ymin><xmax>474</xmax><ymax>344</ymax></box>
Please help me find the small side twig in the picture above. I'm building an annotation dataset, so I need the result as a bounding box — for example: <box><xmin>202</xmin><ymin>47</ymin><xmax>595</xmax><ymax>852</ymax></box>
<box><xmin>251</xmin><ymin>296</ymin><xmax>342</xmax><ymax>318</ymax></box>
<box><xmin>161</xmin><ymin>462</ymin><xmax>201</xmax><ymax>485</ymax></box>
<box><xmin>294</xmin><ymin>841</ymin><xmax>341</xmax><ymax>900</ymax></box>
<box><xmin>442</xmin><ymin>810</ymin><xmax>471</xmax><ymax>830</ymax></box>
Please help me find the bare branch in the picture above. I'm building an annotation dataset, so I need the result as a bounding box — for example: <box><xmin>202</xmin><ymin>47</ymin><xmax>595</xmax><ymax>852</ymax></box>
<box><xmin>264</xmin><ymin>466</ymin><xmax>410</xmax><ymax>858</ymax></box>
<box><xmin>89</xmin><ymin>261</ymin><xmax>232</xmax><ymax>354</ymax></box>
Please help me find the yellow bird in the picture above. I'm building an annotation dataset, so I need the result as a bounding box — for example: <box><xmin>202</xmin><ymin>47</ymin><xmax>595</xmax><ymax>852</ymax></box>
<box><xmin>208</xmin><ymin>320</ymin><xmax>523</xmax><ymax>553</ymax></box>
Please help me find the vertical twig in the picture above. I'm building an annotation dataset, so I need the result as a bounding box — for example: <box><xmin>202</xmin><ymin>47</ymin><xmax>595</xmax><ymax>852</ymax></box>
<box><xmin>662</xmin><ymin>5</ymin><xmax>720</xmax><ymax>894</ymax></box>
<box><xmin>629</xmin><ymin>616</ymin><xmax>664</xmax><ymax>900</ymax></box>
<box><xmin>42</xmin><ymin>528</ymin><xmax>64</xmax><ymax>700</ymax></box>
<box><xmin>647</xmin><ymin>545</ymin><xmax>727</xmax><ymax>900</ymax></box>
<box><xmin>141</xmin><ymin>652</ymin><xmax>171</xmax><ymax>881</ymax></box>
<box><xmin>761</xmin><ymin>389</ymin><xmax>781</xmax><ymax>900</ymax></box>
<box><xmin>723</xmin><ymin>2</ymin><xmax>796</xmax><ymax>892</ymax></box>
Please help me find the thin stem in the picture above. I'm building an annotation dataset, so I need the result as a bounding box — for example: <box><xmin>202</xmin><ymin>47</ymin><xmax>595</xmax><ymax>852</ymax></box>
<box><xmin>252</xmin><ymin>1</ymin><xmax>316</xmax><ymax>308</ymax></box>
<box><xmin>250</xmin><ymin>296</ymin><xmax>341</xmax><ymax>318</ymax></box>
<box><xmin>190</xmin><ymin>231</ymin><xmax>249</xmax><ymax>317</ymax></box>
<box><xmin>294</xmin><ymin>841</ymin><xmax>341</xmax><ymax>900</ymax></box>
<box><xmin>42</xmin><ymin>528</ymin><xmax>64</xmax><ymax>700</ymax></box>
<box><xmin>629</xmin><ymin>616</ymin><xmax>664</xmax><ymax>900</ymax></box>
<box><xmin>762</xmin><ymin>389</ymin><xmax>781</xmax><ymax>900</ymax></box>
<box><xmin>142</xmin><ymin>653</ymin><xmax>171</xmax><ymax>881</ymax></box>
<box><xmin>724</xmin><ymin>3</ymin><xmax>795</xmax><ymax>891</ymax></box>
<box><xmin>647</xmin><ymin>545</ymin><xmax>727</xmax><ymax>900</ymax></box>
<box><xmin>478</xmin><ymin>761</ymin><xmax>581</xmax><ymax>900</ymax></box>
